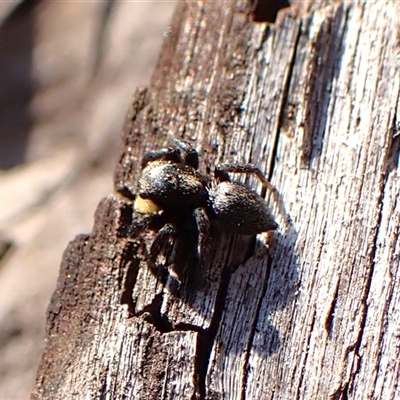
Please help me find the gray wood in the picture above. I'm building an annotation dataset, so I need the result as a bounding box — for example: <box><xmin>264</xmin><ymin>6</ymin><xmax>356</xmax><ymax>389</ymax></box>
<box><xmin>32</xmin><ymin>1</ymin><xmax>400</xmax><ymax>399</ymax></box>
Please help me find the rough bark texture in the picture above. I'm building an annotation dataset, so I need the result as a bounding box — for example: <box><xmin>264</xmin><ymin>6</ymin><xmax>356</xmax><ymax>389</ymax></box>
<box><xmin>32</xmin><ymin>1</ymin><xmax>400</xmax><ymax>399</ymax></box>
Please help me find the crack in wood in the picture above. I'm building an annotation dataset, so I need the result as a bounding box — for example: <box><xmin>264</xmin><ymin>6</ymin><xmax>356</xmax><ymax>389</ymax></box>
<box><xmin>387</xmin><ymin>91</ymin><xmax>400</xmax><ymax>172</ymax></box>
<box><xmin>254</xmin><ymin>24</ymin><xmax>272</xmax><ymax>52</ymax></box>
<box><xmin>324</xmin><ymin>277</ymin><xmax>340</xmax><ymax>338</ymax></box>
<box><xmin>327</xmin><ymin>150</ymin><xmax>392</xmax><ymax>399</ymax></box>
<box><xmin>300</xmin><ymin>5</ymin><xmax>349</xmax><ymax>166</ymax></box>
<box><xmin>295</xmin><ymin>307</ymin><xmax>316</xmax><ymax>400</ymax></box>
<box><xmin>341</xmin><ymin>171</ymin><xmax>388</xmax><ymax>396</ymax></box>
<box><xmin>240</xmin><ymin>252</ymin><xmax>273</xmax><ymax>400</ymax></box>
<box><xmin>273</xmin><ymin>20</ymin><xmax>302</xmax><ymax>179</ymax></box>
<box><xmin>120</xmin><ymin>242</ymin><xmax>141</xmax><ymax>317</ymax></box>
<box><xmin>328</xmin><ymin>383</ymin><xmax>349</xmax><ymax>400</ymax></box>
<box><xmin>193</xmin><ymin>267</ymin><xmax>232</xmax><ymax>400</ymax></box>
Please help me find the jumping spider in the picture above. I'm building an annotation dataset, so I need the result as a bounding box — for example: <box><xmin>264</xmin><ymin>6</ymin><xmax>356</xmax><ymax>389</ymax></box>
<box><xmin>134</xmin><ymin>137</ymin><xmax>278</xmax><ymax>273</ymax></box>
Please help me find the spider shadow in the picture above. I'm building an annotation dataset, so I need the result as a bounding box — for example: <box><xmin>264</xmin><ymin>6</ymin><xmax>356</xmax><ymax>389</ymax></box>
<box><xmin>120</xmin><ymin>191</ymin><xmax>299</xmax><ymax>372</ymax></box>
<box><xmin>248</xmin><ymin>222</ymin><xmax>299</xmax><ymax>358</ymax></box>
<box><xmin>141</xmin><ymin>209</ymin><xmax>299</xmax><ymax>358</ymax></box>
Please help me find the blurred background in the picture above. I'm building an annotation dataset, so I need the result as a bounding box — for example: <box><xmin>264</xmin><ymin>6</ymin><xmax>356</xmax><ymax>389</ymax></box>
<box><xmin>0</xmin><ymin>1</ymin><xmax>176</xmax><ymax>398</ymax></box>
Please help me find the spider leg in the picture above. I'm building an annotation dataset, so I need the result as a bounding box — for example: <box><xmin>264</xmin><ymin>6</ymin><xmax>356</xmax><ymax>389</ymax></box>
<box><xmin>215</xmin><ymin>163</ymin><xmax>276</xmax><ymax>197</ymax></box>
<box><xmin>168</xmin><ymin>135</ymin><xmax>199</xmax><ymax>170</ymax></box>
<box><xmin>125</xmin><ymin>213</ymin><xmax>164</xmax><ymax>238</ymax></box>
<box><xmin>142</xmin><ymin>147</ymin><xmax>182</xmax><ymax>169</ymax></box>
<box><xmin>194</xmin><ymin>207</ymin><xmax>211</xmax><ymax>268</ymax></box>
<box><xmin>150</xmin><ymin>222</ymin><xmax>176</xmax><ymax>265</ymax></box>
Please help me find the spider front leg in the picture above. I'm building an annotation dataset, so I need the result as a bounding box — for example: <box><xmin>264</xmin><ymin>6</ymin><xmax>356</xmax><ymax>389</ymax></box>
<box><xmin>141</xmin><ymin>147</ymin><xmax>182</xmax><ymax>169</ymax></box>
<box><xmin>125</xmin><ymin>213</ymin><xmax>165</xmax><ymax>238</ymax></box>
<box><xmin>168</xmin><ymin>135</ymin><xmax>199</xmax><ymax>169</ymax></box>
<box><xmin>215</xmin><ymin>163</ymin><xmax>276</xmax><ymax>197</ymax></box>
<box><xmin>149</xmin><ymin>222</ymin><xmax>177</xmax><ymax>266</ymax></box>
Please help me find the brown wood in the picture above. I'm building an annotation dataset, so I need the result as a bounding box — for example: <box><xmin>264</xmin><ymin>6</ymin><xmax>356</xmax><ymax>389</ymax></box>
<box><xmin>32</xmin><ymin>1</ymin><xmax>400</xmax><ymax>399</ymax></box>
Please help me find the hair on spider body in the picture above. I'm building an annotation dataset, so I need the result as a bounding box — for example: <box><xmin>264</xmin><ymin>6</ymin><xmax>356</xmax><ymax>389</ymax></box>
<box><xmin>134</xmin><ymin>137</ymin><xmax>278</xmax><ymax>274</ymax></box>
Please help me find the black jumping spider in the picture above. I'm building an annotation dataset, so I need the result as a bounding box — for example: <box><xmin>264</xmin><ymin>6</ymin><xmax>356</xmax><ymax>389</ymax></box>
<box><xmin>134</xmin><ymin>137</ymin><xmax>278</xmax><ymax>273</ymax></box>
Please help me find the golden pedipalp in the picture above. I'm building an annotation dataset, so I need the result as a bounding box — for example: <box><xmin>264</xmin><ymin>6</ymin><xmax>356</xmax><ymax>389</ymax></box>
<box><xmin>134</xmin><ymin>196</ymin><xmax>161</xmax><ymax>215</ymax></box>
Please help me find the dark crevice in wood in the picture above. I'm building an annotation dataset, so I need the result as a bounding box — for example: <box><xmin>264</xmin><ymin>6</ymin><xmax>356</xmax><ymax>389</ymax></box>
<box><xmin>270</xmin><ymin>20</ymin><xmax>302</xmax><ymax>182</ymax></box>
<box><xmin>193</xmin><ymin>267</ymin><xmax>232</xmax><ymax>400</ymax></box>
<box><xmin>329</xmin><ymin>383</ymin><xmax>349</xmax><ymax>400</ymax></box>
<box><xmin>255</xmin><ymin>24</ymin><xmax>272</xmax><ymax>51</ymax></box>
<box><xmin>301</xmin><ymin>4</ymin><xmax>348</xmax><ymax>166</ymax></box>
<box><xmin>341</xmin><ymin>169</ymin><xmax>388</xmax><ymax>395</ymax></box>
<box><xmin>387</xmin><ymin>91</ymin><xmax>400</xmax><ymax>172</ymax></box>
<box><xmin>324</xmin><ymin>278</ymin><xmax>340</xmax><ymax>338</ymax></box>
<box><xmin>120</xmin><ymin>243</ymin><xmax>141</xmax><ymax>317</ymax></box>
<box><xmin>343</xmin><ymin>78</ymin><xmax>400</xmax><ymax>396</ymax></box>
<box><xmin>341</xmin><ymin>382</ymin><xmax>349</xmax><ymax>400</ymax></box>
<box><xmin>116</xmin><ymin>202</ymin><xmax>135</xmax><ymax>237</ymax></box>
<box><xmin>314</xmin><ymin>218</ymin><xmax>327</xmax><ymax>267</ymax></box>
<box><xmin>99</xmin><ymin>367</ymin><xmax>110</xmax><ymax>400</ymax></box>
<box><xmin>343</xmin><ymin>6</ymin><xmax>364</xmax><ymax>150</ymax></box>
<box><xmin>250</xmin><ymin>0</ymin><xmax>291</xmax><ymax>23</ymax></box>
<box><xmin>240</xmin><ymin>252</ymin><xmax>273</xmax><ymax>400</ymax></box>
<box><xmin>295</xmin><ymin>307</ymin><xmax>316</xmax><ymax>400</ymax></box>
<box><xmin>330</xmin><ymin>330</ymin><xmax>361</xmax><ymax>396</ymax></box>
<box><xmin>369</xmin><ymin>252</ymin><xmax>397</xmax><ymax>399</ymax></box>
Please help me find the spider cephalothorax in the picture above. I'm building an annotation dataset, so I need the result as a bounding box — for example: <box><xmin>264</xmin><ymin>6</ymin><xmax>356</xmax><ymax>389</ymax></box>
<box><xmin>134</xmin><ymin>137</ymin><xmax>278</xmax><ymax>272</ymax></box>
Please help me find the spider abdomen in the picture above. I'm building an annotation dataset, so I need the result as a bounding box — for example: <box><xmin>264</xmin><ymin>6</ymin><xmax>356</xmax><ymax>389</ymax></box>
<box><xmin>209</xmin><ymin>181</ymin><xmax>278</xmax><ymax>235</ymax></box>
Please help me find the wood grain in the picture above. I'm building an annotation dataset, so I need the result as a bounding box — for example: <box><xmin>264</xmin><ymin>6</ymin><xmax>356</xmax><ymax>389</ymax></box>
<box><xmin>33</xmin><ymin>1</ymin><xmax>400</xmax><ymax>399</ymax></box>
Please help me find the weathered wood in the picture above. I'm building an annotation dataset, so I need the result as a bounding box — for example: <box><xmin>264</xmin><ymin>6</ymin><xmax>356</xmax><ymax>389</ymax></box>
<box><xmin>32</xmin><ymin>1</ymin><xmax>400</xmax><ymax>399</ymax></box>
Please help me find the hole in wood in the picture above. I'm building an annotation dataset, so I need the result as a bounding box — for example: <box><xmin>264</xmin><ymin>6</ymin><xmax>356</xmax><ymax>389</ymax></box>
<box><xmin>250</xmin><ymin>0</ymin><xmax>291</xmax><ymax>23</ymax></box>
